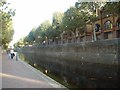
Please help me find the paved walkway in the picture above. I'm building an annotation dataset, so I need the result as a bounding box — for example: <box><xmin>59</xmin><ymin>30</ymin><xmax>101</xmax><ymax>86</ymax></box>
<box><xmin>0</xmin><ymin>51</ymin><xmax>67</xmax><ymax>89</ymax></box>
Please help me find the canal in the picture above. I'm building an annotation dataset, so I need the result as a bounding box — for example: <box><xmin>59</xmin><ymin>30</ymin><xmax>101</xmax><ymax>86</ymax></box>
<box><xmin>18</xmin><ymin>53</ymin><xmax>78</xmax><ymax>88</ymax></box>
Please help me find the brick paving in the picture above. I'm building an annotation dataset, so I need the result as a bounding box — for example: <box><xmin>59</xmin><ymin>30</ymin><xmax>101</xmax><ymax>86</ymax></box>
<box><xmin>1</xmin><ymin>51</ymin><xmax>67</xmax><ymax>89</ymax></box>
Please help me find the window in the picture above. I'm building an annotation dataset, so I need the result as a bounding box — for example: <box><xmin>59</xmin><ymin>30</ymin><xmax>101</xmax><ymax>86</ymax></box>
<box><xmin>104</xmin><ymin>20</ymin><xmax>113</xmax><ymax>29</ymax></box>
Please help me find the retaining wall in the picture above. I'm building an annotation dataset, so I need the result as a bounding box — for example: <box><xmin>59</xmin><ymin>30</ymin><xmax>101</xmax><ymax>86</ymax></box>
<box><xmin>20</xmin><ymin>38</ymin><xmax>120</xmax><ymax>88</ymax></box>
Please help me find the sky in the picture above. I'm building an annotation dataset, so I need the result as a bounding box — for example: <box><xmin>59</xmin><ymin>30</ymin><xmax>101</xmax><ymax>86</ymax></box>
<box><xmin>7</xmin><ymin>0</ymin><xmax>78</xmax><ymax>46</ymax></box>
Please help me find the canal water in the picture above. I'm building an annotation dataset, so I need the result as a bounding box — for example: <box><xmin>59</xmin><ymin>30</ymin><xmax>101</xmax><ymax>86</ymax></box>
<box><xmin>18</xmin><ymin>53</ymin><xmax>77</xmax><ymax>88</ymax></box>
<box><xmin>18</xmin><ymin>52</ymin><xmax>119</xmax><ymax>88</ymax></box>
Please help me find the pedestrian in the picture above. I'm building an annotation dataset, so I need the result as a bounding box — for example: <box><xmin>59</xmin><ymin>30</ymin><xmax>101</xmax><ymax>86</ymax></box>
<box><xmin>10</xmin><ymin>49</ymin><xmax>15</xmax><ymax>59</ymax></box>
<box><xmin>7</xmin><ymin>50</ymin><xmax>11</xmax><ymax>59</ymax></box>
<box><xmin>9</xmin><ymin>53</ymin><xmax>11</xmax><ymax>59</ymax></box>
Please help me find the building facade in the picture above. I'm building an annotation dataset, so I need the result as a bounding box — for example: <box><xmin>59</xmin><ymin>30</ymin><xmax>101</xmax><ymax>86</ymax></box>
<box><xmin>86</xmin><ymin>10</ymin><xmax>120</xmax><ymax>41</ymax></box>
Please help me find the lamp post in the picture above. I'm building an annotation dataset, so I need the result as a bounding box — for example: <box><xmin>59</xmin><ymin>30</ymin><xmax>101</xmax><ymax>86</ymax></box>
<box><xmin>92</xmin><ymin>3</ymin><xmax>97</xmax><ymax>41</ymax></box>
<box><xmin>100</xmin><ymin>10</ymin><xmax>103</xmax><ymax>31</ymax></box>
<box><xmin>93</xmin><ymin>3</ymin><xmax>105</xmax><ymax>41</ymax></box>
<box><xmin>93</xmin><ymin>23</ymin><xmax>97</xmax><ymax>41</ymax></box>
<box><xmin>99</xmin><ymin>4</ymin><xmax>104</xmax><ymax>39</ymax></box>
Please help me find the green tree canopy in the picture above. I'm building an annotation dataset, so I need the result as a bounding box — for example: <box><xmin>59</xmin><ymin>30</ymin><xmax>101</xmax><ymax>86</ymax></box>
<box><xmin>51</xmin><ymin>12</ymin><xmax>64</xmax><ymax>40</ymax></box>
<box><xmin>26</xmin><ymin>28</ymin><xmax>35</xmax><ymax>44</ymax></box>
<box><xmin>103</xmin><ymin>2</ymin><xmax>120</xmax><ymax>15</ymax></box>
<box><xmin>60</xmin><ymin>6</ymin><xmax>90</xmax><ymax>36</ymax></box>
<box><xmin>14</xmin><ymin>38</ymin><xmax>24</xmax><ymax>48</ymax></box>
<box><xmin>0</xmin><ymin>0</ymin><xmax>15</xmax><ymax>49</ymax></box>
<box><xmin>34</xmin><ymin>20</ymin><xmax>51</xmax><ymax>43</ymax></box>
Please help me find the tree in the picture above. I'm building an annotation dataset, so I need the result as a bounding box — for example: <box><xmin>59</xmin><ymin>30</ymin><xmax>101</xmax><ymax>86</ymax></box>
<box><xmin>0</xmin><ymin>0</ymin><xmax>15</xmax><ymax>49</ymax></box>
<box><xmin>45</xmin><ymin>26</ymin><xmax>53</xmax><ymax>39</ymax></box>
<box><xmin>34</xmin><ymin>20</ymin><xmax>51</xmax><ymax>43</ymax></box>
<box><xmin>52</xmin><ymin>12</ymin><xmax>64</xmax><ymax>27</ymax></box>
<box><xmin>51</xmin><ymin>12</ymin><xmax>64</xmax><ymax>40</ymax></box>
<box><xmin>14</xmin><ymin>38</ymin><xmax>24</xmax><ymax>48</ymax></box>
<box><xmin>27</xmin><ymin>28</ymin><xmax>35</xmax><ymax>44</ymax></box>
<box><xmin>60</xmin><ymin>6</ymin><xmax>89</xmax><ymax>38</ymax></box>
<box><xmin>103</xmin><ymin>2</ymin><xmax>120</xmax><ymax>15</ymax></box>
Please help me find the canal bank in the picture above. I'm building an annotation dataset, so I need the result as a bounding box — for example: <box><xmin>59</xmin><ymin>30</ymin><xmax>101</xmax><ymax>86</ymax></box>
<box><xmin>20</xmin><ymin>38</ymin><xmax>120</xmax><ymax>88</ymax></box>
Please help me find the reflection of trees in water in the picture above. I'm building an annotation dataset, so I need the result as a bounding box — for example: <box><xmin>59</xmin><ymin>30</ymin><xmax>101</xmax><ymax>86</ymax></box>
<box><xmin>18</xmin><ymin>53</ymin><xmax>25</xmax><ymax>61</ymax></box>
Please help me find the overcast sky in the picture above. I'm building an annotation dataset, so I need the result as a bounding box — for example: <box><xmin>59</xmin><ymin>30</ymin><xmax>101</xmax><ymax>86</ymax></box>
<box><xmin>8</xmin><ymin>0</ymin><xmax>77</xmax><ymax>46</ymax></box>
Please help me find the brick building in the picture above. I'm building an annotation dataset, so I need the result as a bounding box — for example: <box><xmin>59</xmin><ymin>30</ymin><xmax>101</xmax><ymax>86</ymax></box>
<box><xmin>86</xmin><ymin>9</ymin><xmax>120</xmax><ymax>41</ymax></box>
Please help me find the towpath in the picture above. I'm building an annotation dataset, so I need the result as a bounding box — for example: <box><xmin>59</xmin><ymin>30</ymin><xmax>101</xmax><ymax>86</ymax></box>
<box><xmin>0</xmin><ymin>51</ymin><xmax>67</xmax><ymax>89</ymax></box>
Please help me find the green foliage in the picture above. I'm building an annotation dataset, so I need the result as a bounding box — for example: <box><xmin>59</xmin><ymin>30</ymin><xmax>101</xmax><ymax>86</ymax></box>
<box><xmin>51</xmin><ymin>12</ymin><xmax>64</xmax><ymax>39</ymax></box>
<box><xmin>0</xmin><ymin>0</ymin><xmax>15</xmax><ymax>49</ymax></box>
<box><xmin>40</xmin><ymin>21</ymin><xmax>50</xmax><ymax>39</ymax></box>
<box><xmin>45</xmin><ymin>26</ymin><xmax>53</xmax><ymax>39</ymax></box>
<box><xmin>14</xmin><ymin>38</ymin><xmax>24</xmax><ymax>48</ymax></box>
<box><xmin>52</xmin><ymin>12</ymin><xmax>64</xmax><ymax>26</ymax></box>
<box><xmin>78</xmin><ymin>2</ymin><xmax>102</xmax><ymax>21</ymax></box>
<box><xmin>104</xmin><ymin>2</ymin><xmax>120</xmax><ymax>15</ymax></box>
<box><xmin>60</xmin><ymin>6</ymin><xmax>90</xmax><ymax>36</ymax></box>
<box><xmin>34</xmin><ymin>20</ymin><xmax>51</xmax><ymax>43</ymax></box>
<box><xmin>27</xmin><ymin>28</ymin><xmax>35</xmax><ymax>44</ymax></box>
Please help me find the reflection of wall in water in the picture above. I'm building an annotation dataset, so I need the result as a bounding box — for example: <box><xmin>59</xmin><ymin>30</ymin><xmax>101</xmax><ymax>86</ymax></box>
<box><xmin>21</xmin><ymin>39</ymin><xmax>119</xmax><ymax>88</ymax></box>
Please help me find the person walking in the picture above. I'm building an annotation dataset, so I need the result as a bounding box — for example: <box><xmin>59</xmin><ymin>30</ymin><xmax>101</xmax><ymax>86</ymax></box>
<box><xmin>10</xmin><ymin>49</ymin><xmax>15</xmax><ymax>59</ymax></box>
<box><xmin>7</xmin><ymin>50</ymin><xmax>11</xmax><ymax>59</ymax></box>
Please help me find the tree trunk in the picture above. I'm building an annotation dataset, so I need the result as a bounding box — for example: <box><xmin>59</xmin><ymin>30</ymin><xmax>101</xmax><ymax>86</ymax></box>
<box><xmin>70</xmin><ymin>30</ymin><xmax>76</xmax><ymax>43</ymax></box>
